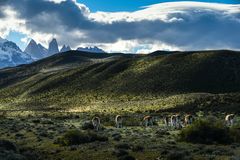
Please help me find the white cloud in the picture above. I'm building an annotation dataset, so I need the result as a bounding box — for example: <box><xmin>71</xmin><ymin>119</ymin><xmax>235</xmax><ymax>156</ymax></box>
<box><xmin>90</xmin><ymin>2</ymin><xmax>240</xmax><ymax>23</ymax></box>
<box><xmin>0</xmin><ymin>1</ymin><xmax>240</xmax><ymax>53</ymax></box>
<box><xmin>0</xmin><ymin>7</ymin><xmax>26</xmax><ymax>38</ymax></box>
<box><xmin>89</xmin><ymin>2</ymin><xmax>240</xmax><ymax>52</ymax></box>
<box><xmin>93</xmin><ymin>40</ymin><xmax>180</xmax><ymax>53</ymax></box>
<box><xmin>45</xmin><ymin>0</ymin><xmax>66</xmax><ymax>3</ymax></box>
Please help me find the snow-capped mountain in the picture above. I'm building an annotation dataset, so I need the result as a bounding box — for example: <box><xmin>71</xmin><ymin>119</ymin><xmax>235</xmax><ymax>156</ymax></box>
<box><xmin>0</xmin><ymin>37</ymin><xmax>106</xmax><ymax>69</ymax></box>
<box><xmin>24</xmin><ymin>39</ymin><xmax>48</xmax><ymax>60</ymax></box>
<box><xmin>60</xmin><ymin>45</ymin><xmax>71</xmax><ymax>53</ymax></box>
<box><xmin>77</xmin><ymin>46</ymin><xmax>105</xmax><ymax>53</ymax></box>
<box><xmin>0</xmin><ymin>37</ymin><xmax>7</xmax><ymax>44</ymax></box>
<box><xmin>0</xmin><ymin>38</ymin><xmax>32</xmax><ymax>68</ymax></box>
<box><xmin>48</xmin><ymin>38</ymin><xmax>59</xmax><ymax>56</ymax></box>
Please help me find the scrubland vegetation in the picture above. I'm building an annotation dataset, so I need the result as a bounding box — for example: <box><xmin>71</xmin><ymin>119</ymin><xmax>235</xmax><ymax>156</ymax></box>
<box><xmin>179</xmin><ymin>117</ymin><xmax>240</xmax><ymax>144</ymax></box>
<box><xmin>0</xmin><ymin>50</ymin><xmax>240</xmax><ymax>159</ymax></box>
<box><xmin>1</xmin><ymin>112</ymin><xmax>240</xmax><ymax>160</ymax></box>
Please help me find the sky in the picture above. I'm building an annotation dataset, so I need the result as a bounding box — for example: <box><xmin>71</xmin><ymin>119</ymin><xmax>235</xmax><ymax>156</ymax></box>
<box><xmin>78</xmin><ymin>0</ymin><xmax>240</xmax><ymax>12</ymax></box>
<box><xmin>1</xmin><ymin>0</ymin><xmax>240</xmax><ymax>53</ymax></box>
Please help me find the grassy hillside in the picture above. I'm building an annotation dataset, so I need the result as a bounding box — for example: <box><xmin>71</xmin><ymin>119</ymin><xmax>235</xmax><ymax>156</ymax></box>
<box><xmin>0</xmin><ymin>50</ymin><xmax>240</xmax><ymax>113</ymax></box>
<box><xmin>1</xmin><ymin>50</ymin><xmax>240</xmax><ymax>160</ymax></box>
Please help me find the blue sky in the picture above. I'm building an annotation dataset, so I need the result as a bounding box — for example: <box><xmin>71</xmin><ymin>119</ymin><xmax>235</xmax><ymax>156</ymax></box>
<box><xmin>78</xmin><ymin>0</ymin><xmax>240</xmax><ymax>12</ymax></box>
<box><xmin>6</xmin><ymin>31</ymin><xmax>26</xmax><ymax>50</ymax></box>
<box><xmin>2</xmin><ymin>0</ymin><xmax>240</xmax><ymax>52</ymax></box>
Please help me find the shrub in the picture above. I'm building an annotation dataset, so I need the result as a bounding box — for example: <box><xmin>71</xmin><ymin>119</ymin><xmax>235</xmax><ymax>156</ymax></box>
<box><xmin>118</xmin><ymin>155</ymin><xmax>135</xmax><ymax>160</ymax></box>
<box><xmin>41</xmin><ymin>119</ymin><xmax>54</xmax><ymax>124</ymax></box>
<box><xmin>81</xmin><ymin>121</ymin><xmax>94</xmax><ymax>130</ymax></box>
<box><xmin>0</xmin><ymin>139</ymin><xmax>18</xmax><ymax>152</ymax></box>
<box><xmin>229</xmin><ymin>127</ymin><xmax>240</xmax><ymax>143</ymax></box>
<box><xmin>88</xmin><ymin>131</ymin><xmax>108</xmax><ymax>142</ymax></box>
<box><xmin>32</xmin><ymin>119</ymin><xmax>40</xmax><ymax>123</ymax></box>
<box><xmin>179</xmin><ymin>119</ymin><xmax>234</xmax><ymax>144</ymax></box>
<box><xmin>165</xmin><ymin>151</ymin><xmax>186</xmax><ymax>160</ymax></box>
<box><xmin>112</xmin><ymin>149</ymin><xmax>129</xmax><ymax>157</ymax></box>
<box><xmin>58</xmin><ymin>130</ymin><xmax>108</xmax><ymax>146</ymax></box>
<box><xmin>155</xmin><ymin>129</ymin><xmax>170</xmax><ymax>137</ymax></box>
<box><xmin>112</xmin><ymin>133</ymin><xmax>122</xmax><ymax>141</ymax></box>
<box><xmin>0</xmin><ymin>152</ymin><xmax>26</xmax><ymax>160</ymax></box>
<box><xmin>115</xmin><ymin>143</ymin><xmax>131</xmax><ymax>150</ymax></box>
<box><xmin>132</xmin><ymin>145</ymin><xmax>144</xmax><ymax>152</ymax></box>
<box><xmin>0</xmin><ymin>111</ymin><xmax>7</xmax><ymax>118</ymax></box>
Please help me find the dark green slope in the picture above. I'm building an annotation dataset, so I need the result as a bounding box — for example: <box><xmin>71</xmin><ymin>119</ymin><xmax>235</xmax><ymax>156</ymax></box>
<box><xmin>0</xmin><ymin>51</ymin><xmax>138</xmax><ymax>89</ymax></box>
<box><xmin>0</xmin><ymin>50</ymin><xmax>240</xmax><ymax>110</ymax></box>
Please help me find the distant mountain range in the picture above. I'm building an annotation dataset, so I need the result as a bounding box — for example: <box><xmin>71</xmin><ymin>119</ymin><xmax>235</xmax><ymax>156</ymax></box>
<box><xmin>77</xmin><ymin>46</ymin><xmax>105</xmax><ymax>53</ymax></box>
<box><xmin>0</xmin><ymin>37</ymin><xmax>32</xmax><ymax>68</ymax></box>
<box><xmin>0</xmin><ymin>37</ymin><xmax>106</xmax><ymax>68</ymax></box>
<box><xmin>24</xmin><ymin>38</ymin><xmax>105</xmax><ymax>60</ymax></box>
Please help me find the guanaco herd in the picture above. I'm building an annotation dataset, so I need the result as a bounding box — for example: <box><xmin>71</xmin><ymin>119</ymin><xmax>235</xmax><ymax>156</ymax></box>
<box><xmin>0</xmin><ymin>111</ymin><xmax>236</xmax><ymax>131</ymax></box>
<box><xmin>91</xmin><ymin>114</ymin><xmax>236</xmax><ymax>131</ymax></box>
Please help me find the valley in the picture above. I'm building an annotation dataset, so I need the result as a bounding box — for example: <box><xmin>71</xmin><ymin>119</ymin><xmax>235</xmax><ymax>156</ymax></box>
<box><xmin>1</xmin><ymin>0</ymin><xmax>240</xmax><ymax>159</ymax></box>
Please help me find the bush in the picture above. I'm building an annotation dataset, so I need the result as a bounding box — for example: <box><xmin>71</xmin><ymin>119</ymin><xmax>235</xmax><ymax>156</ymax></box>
<box><xmin>0</xmin><ymin>111</ymin><xmax>7</xmax><ymax>118</ymax></box>
<box><xmin>32</xmin><ymin>119</ymin><xmax>40</xmax><ymax>123</ymax></box>
<box><xmin>58</xmin><ymin>130</ymin><xmax>108</xmax><ymax>146</ymax></box>
<box><xmin>179</xmin><ymin>118</ymin><xmax>235</xmax><ymax>144</ymax></box>
<box><xmin>112</xmin><ymin>133</ymin><xmax>122</xmax><ymax>141</ymax></box>
<box><xmin>165</xmin><ymin>151</ymin><xmax>187</xmax><ymax>160</ymax></box>
<box><xmin>88</xmin><ymin>131</ymin><xmax>108</xmax><ymax>142</ymax></box>
<box><xmin>81</xmin><ymin>121</ymin><xmax>94</xmax><ymax>130</ymax></box>
<box><xmin>112</xmin><ymin>149</ymin><xmax>129</xmax><ymax>157</ymax></box>
<box><xmin>114</xmin><ymin>143</ymin><xmax>131</xmax><ymax>150</ymax></box>
<box><xmin>0</xmin><ymin>139</ymin><xmax>27</xmax><ymax>160</ymax></box>
<box><xmin>132</xmin><ymin>145</ymin><xmax>144</xmax><ymax>152</ymax></box>
<box><xmin>41</xmin><ymin>119</ymin><xmax>54</xmax><ymax>124</ymax></box>
<box><xmin>159</xmin><ymin>149</ymin><xmax>191</xmax><ymax>160</ymax></box>
<box><xmin>118</xmin><ymin>155</ymin><xmax>135</xmax><ymax>160</ymax></box>
<box><xmin>229</xmin><ymin>127</ymin><xmax>240</xmax><ymax>143</ymax></box>
<box><xmin>0</xmin><ymin>151</ymin><xmax>27</xmax><ymax>160</ymax></box>
<box><xmin>155</xmin><ymin>129</ymin><xmax>170</xmax><ymax>137</ymax></box>
<box><xmin>0</xmin><ymin>139</ymin><xmax>18</xmax><ymax>152</ymax></box>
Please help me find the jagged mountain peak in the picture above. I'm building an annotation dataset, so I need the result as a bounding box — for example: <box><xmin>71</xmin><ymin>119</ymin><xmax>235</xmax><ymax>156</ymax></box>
<box><xmin>0</xmin><ymin>40</ymin><xmax>32</xmax><ymax>68</ymax></box>
<box><xmin>29</xmin><ymin>39</ymin><xmax>37</xmax><ymax>44</ymax></box>
<box><xmin>60</xmin><ymin>45</ymin><xmax>71</xmax><ymax>52</ymax></box>
<box><xmin>2</xmin><ymin>41</ymin><xmax>22</xmax><ymax>52</ymax></box>
<box><xmin>48</xmin><ymin>38</ymin><xmax>59</xmax><ymax>55</ymax></box>
<box><xmin>51</xmin><ymin>38</ymin><xmax>57</xmax><ymax>42</ymax></box>
<box><xmin>25</xmin><ymin>39</ymin><xmax>47</xmax><ymax>60</ymax></box>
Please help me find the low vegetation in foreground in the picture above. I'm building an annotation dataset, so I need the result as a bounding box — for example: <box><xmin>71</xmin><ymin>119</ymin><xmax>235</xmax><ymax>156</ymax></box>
<box><xmin>57</xmin><ymin>130</ymin><xmax>108</xmax><ymax>146</ymax></box>
<box><xmin>0</xmin><ymin>112</ymin><xmax>240</xmax><ymax>160</ymax></box>
<box><xmin>0</xmin><ymin>50</ymin><xmax>240</xmax><ymax>159</ymax></box>
<box><xmin>179</xmin><ymin>117</ymin><xmax>240</xmax><ymax>144</ymax></box>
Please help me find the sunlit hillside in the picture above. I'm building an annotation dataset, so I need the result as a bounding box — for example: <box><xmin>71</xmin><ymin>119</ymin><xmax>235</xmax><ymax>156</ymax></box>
<box><xmin>0</xmin><ymin>50</ymin><xmax>240</xmax><ymax>113</ymax></box>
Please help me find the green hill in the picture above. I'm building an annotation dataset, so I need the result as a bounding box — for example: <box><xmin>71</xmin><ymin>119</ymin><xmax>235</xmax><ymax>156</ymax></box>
<box><xmin>0</xmin><ymin>50</ymin><xmax>240</xmax><ymax>113</ymax></box>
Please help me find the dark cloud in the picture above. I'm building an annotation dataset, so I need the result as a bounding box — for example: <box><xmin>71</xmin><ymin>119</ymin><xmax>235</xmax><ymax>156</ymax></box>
<box><xmin>0</xmin><ymin>10</ymin><xmax>4</xmax><ymax>18</ymax></box>
<box><xmin>7</xmin><ymin>0</ymin><xmax>93</xmax><ymax>30</ymax></box>
<box><xmin>0</xmin><ymin>0</ymin><xmax>9</xmax><ymax>18</ymax></box>
<box><xmin>0</xmin><ymin>0</ymin><xmax>8</xmax><ymax>5</ymax></box>
<box><xmin>84</xmin><ymin>11</ymin><xmax>240</xmax><ymax>50</ymax></box>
